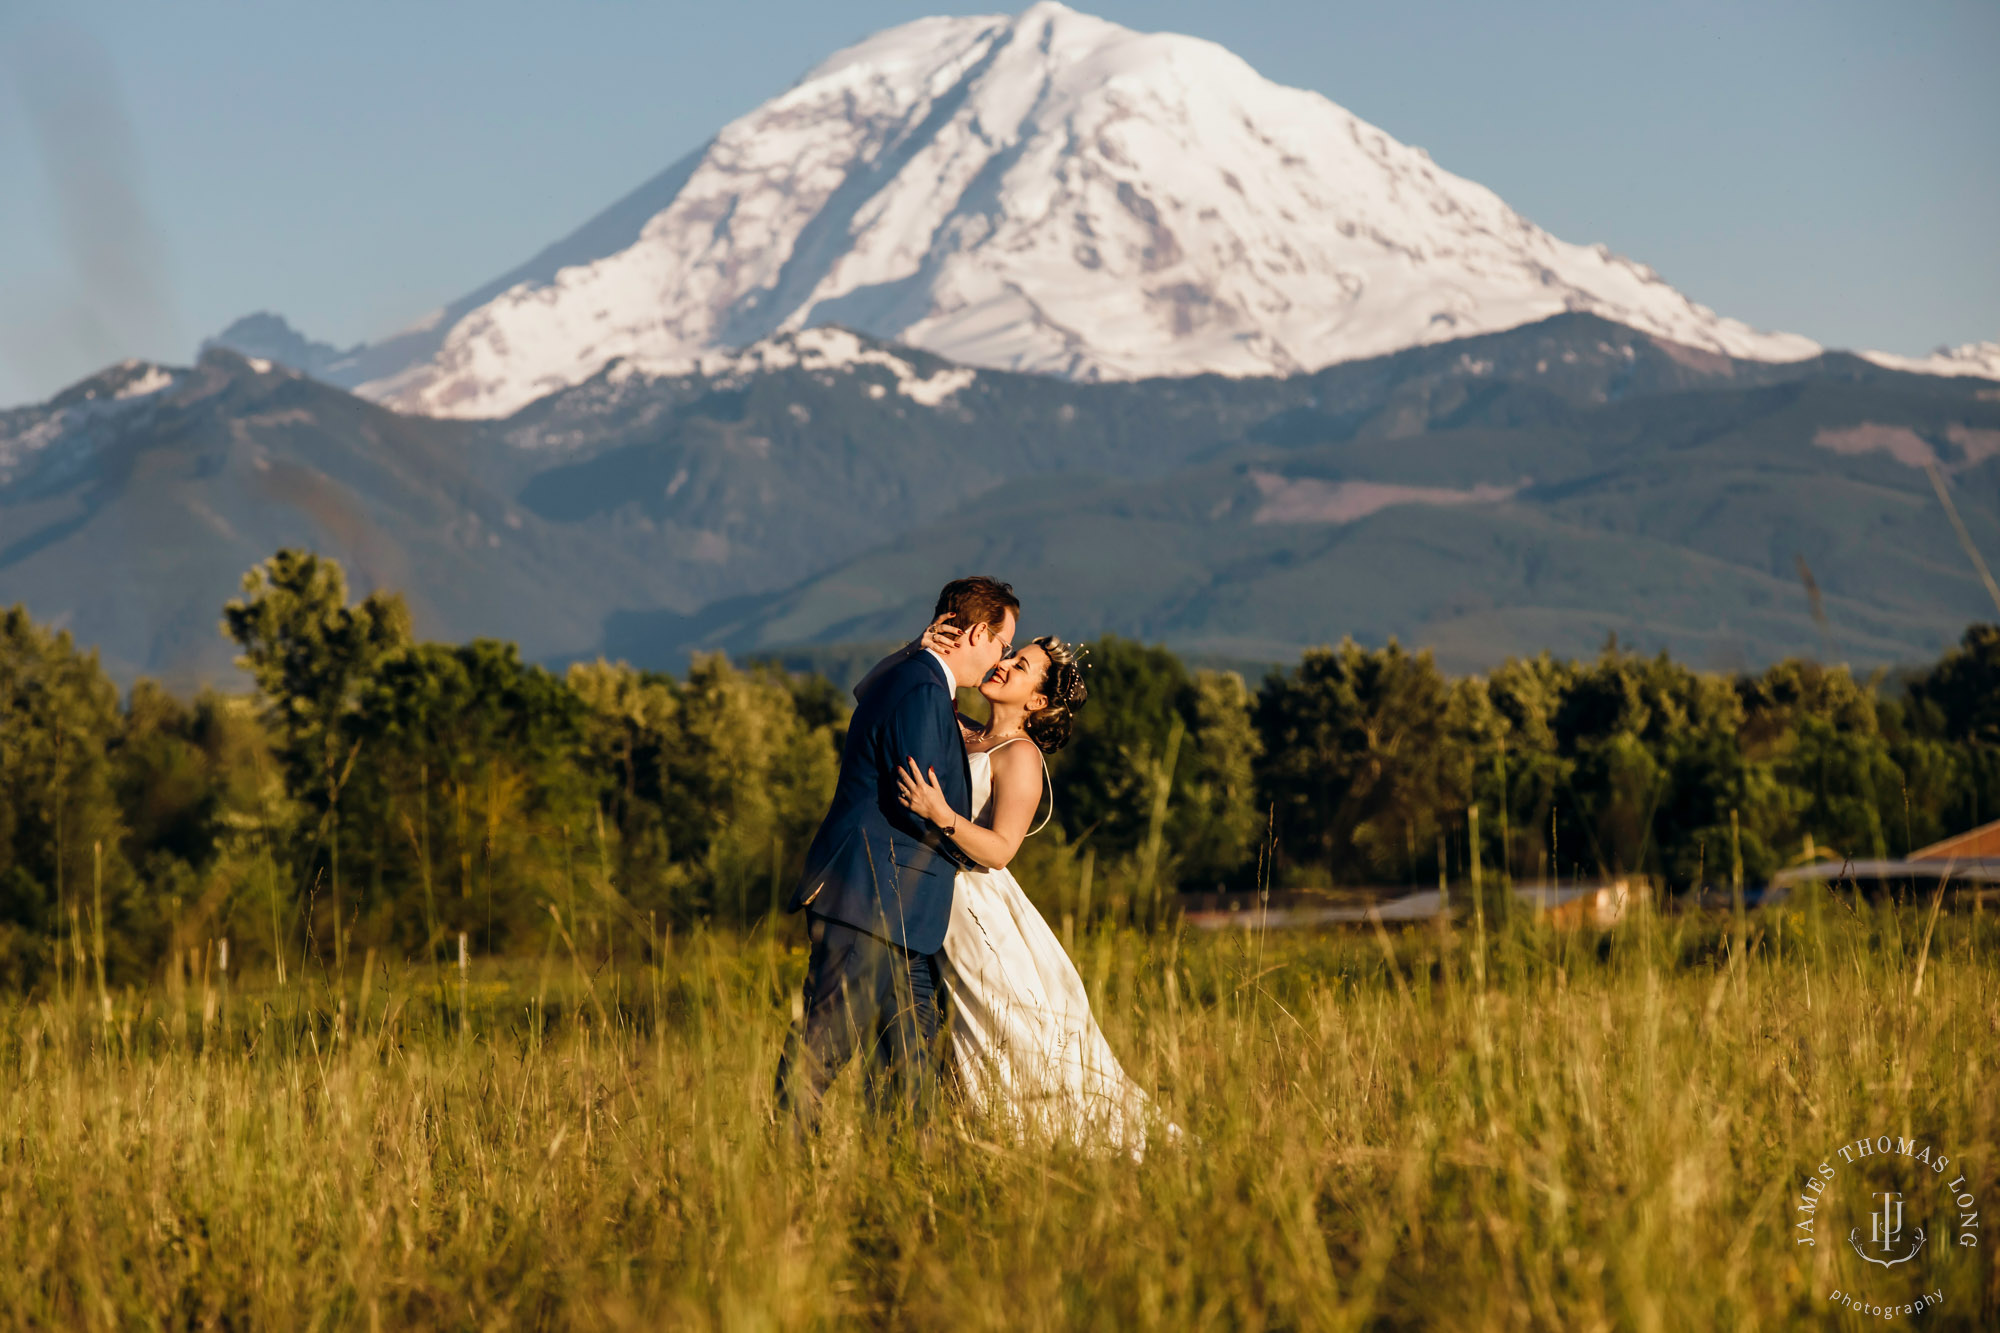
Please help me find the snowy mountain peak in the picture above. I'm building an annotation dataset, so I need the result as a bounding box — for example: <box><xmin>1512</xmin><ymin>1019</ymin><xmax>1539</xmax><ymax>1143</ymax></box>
<box><xmin>204</xmin><ymin>312</ymin><xmax>357</xmax><ymax>379</ymax></box>
<box><xmin>356</xmin><ymin>3</ymin><xmax>1819</xmax><ymax>419</ymax></box>
<box><xmin>0</xmin><ymin>359</ymin><xmax>187</xmax><ymax>484</ymax></box>
<box><xmin>1860</xmin><ymin>338</ymin><xmax>2000</xmax><ymax>382</ymax></box>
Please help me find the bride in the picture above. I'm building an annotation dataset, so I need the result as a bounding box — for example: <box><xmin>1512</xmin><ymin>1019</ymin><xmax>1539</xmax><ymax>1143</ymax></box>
<box><xmin>891</xmin><ymin>632</ymin><xmax>1162</xmax><ymax>1154</ymax></box>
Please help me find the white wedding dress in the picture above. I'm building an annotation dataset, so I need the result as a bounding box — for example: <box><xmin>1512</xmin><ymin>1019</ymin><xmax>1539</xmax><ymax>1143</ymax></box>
<box><xmin>941</xmin><ymin>740</ymin><xmax>1158</xmax><ymax>1154</ymax></box>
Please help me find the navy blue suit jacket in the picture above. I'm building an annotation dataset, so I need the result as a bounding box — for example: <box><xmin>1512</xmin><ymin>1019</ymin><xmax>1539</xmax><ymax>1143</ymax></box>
<box><xmin>788</xmin><ymin>651</ymin><xmax>972</xmax><ymax>954</ymax></box>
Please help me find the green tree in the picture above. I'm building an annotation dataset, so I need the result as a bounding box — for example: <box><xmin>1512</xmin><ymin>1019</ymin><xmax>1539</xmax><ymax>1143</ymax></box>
<box><xmin>659</xmin><ymin>655</ymin><xmax>840</xmax><ymax>925</ymax></box>
<box><xmin>1898</xmin><ymin>623</ymin><xmax>2000</xmax><ymax>843</ymax></box>
<box><xmin>221</xmin><ymin>549</ymin><xmax>411</xmax><ymax>812</ymax></box>
<box><xmin>1049</xmin><ymin>636</ymin><xmax>1193</xmax><ymax>856</ymax></box>
<box><xmin>1555</xmin><ymin>650</ymin><xmax>1750</xmax><ymax>881</ymax></box>
<box><xmin>570</xmin><ymin>655</ymin><xmax>842</xmax><ymax>928</ymax></box>
<box><xmin>115</xmin><ymin>683</ymin><xmax>225</xmax><ymax>880</ymax></box>
<box><xmin>344</xmin><ymin>639</ymin><xmax>589</xmax><ymax>954</ymax></box>
<box><xmin>1253</xmin><ymin>639</ymin><xmax>1458</xmax><ymax>883</ymax></box>
<box><xmin>220</xmin><ymin>551</ymin><xmax>411</xmax><ymax>967</ymax></box>
<box><xmin>1044</xmin><ymin>638</ymin><xmax>1263</xmax><ymax>891</ymax></box>
<box><xmin>1480</xmin><ymin>654</ymin><xmax>1575</xmax><ymax>883</ymax></box>
<box><xmin>1175</xmin><ymin>670</ymin><xmax>1263</xmax><ymax>889</ymax></box>
<box><xmin>569</xmin><ymin>659</ymin><xmax>682</xmax><ymax>902</ymax></box>
<box><xmin>0</xmin><ymin>608</ymin><xmax>141</xmax><ymax>989</ymax></box>
<box><xmin>1908</xmin><ymin>623</ymin><xmax>2000</xmax><ymax>746</ymax></box>
<box><xmin>1733</xmin><ymin>658</ymin><xmax>1915</xmax><ymax>875</ymax></box>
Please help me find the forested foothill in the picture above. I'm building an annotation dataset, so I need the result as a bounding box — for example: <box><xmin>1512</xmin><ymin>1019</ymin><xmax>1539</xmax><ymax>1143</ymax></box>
<box><xmin>1</xmin><ymin>549</ymin><xmax>1994</xmax><ymax>988</ymax></box>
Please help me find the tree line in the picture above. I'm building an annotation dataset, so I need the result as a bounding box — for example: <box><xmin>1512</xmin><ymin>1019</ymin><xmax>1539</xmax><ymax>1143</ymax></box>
<box><xmin>1</xmin><ymin>549</ymin><xmax>1995</xmax><ymax>988</ymax></box>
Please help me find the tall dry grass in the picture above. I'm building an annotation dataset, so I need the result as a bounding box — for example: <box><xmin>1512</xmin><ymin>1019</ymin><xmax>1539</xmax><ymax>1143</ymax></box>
<box><xmin>0</xmin><ymin>892</ymin><xmax>1994</xmax><ymax>1329</ymax></box>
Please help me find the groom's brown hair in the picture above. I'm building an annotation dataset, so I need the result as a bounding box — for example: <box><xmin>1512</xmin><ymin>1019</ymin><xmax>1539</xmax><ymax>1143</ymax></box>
<box><xmin>933</xmin><ymin>575</ymin><xmax>1019</xmax><ymax>634</ymax></box>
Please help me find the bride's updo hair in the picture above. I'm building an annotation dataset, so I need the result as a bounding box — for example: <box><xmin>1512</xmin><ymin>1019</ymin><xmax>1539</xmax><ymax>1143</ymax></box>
<box><xmin>1024</xmin><ymin>636</ymin><xmax>1087</xmax><ymax>754</ymax></box>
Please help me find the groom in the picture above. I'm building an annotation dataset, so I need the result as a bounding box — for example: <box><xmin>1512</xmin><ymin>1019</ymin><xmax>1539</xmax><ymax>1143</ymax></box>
<box><xmin>774</xmin><ymin>576</ymin><xmax>1020</xmax><ymax>1136</ymax></box>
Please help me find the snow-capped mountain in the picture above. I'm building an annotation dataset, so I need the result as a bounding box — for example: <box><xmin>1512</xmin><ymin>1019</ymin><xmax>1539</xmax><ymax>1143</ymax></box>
<box><xmin>1861</xmin><ymin>338</ymin><xmax>2000</xmax><ymax>382</ymax></box>
<box><xmin>345</xmin><ymin>2</ymin><xmax>1818</xmax><ymax>419</ymax></box>
<box><xmin>0</xmin><ymin>358</ymin><xmax>189</xmax><ymax>486</ymax></box>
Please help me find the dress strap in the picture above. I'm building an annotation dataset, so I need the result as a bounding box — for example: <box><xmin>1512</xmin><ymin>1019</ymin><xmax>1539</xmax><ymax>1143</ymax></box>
<box><xmin>977</xmin><ymin>736</ymin><xmax>1057</xmax><ymax>836</ymax></box>
<box><xmin>1027</xmin><ymin>749</ymin><xmax>1055</xmax><ymax>837</ymax></box>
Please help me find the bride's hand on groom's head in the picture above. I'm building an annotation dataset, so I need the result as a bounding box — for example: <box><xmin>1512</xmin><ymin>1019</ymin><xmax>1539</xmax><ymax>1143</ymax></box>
<box><xmin>919</xmin><ymin>616</ymin><xmax>963</xmax><ymax>654</ymax></box>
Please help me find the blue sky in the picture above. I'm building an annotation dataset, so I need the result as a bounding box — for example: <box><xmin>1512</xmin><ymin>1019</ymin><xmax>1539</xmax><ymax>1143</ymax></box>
<box><xmin>0</xmin><ymin>0</ymin><xmax>1994</xmax><ymax>406</ymax></box>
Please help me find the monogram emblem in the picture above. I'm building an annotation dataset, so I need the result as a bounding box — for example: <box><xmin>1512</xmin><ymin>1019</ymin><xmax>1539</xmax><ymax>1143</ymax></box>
<box><xmin>1850</xmin><ymin>1191</ymin><xmax>1926</xmax><ymax>1268</ymax></box>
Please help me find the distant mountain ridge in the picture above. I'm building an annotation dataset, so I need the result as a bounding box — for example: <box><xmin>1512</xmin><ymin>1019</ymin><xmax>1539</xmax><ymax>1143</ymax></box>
<box><xmin>212</xmin><ymin>3</ymin><xmax>1833</xmax><ymax>420</ymax></box>
<box><xmin>694</xmin><ymin>355</ymin><xmax>2000</xmax><ymax>673</ymax></box>
<box><xmin>8</xmin><ymin>314</ymin><xmax>1998</xmax><ymax>685</ymax></box>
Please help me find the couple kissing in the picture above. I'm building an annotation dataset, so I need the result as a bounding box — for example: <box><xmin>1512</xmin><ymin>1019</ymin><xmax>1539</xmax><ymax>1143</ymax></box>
<box><xmin>773</xmin><ymin>575</ymin><xmax>1163</xmax><ymax>1154</ymax></box>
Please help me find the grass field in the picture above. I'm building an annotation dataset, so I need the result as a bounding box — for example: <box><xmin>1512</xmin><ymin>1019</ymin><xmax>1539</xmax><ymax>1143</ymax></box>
<box><xmin>0</xmin><ymin>894</ymin><xmax>1994</xmax><ymax>1330</ymax></box>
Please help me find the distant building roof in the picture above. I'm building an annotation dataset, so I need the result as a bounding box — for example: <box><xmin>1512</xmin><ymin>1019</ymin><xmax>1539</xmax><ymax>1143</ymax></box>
<box><xmin>1183</xmin><ymin>881</ymin><xmax>1641</xmax><ymax>929</ymax></box>
<box><xmin>1912</xmin><ymin>817</ymin><xmax>2000</xmax><ymax>862</ymax></box>
<box><xmin>1771</xmin><ymin>858</ymin><xmax>2000</xmax><ymax>887</ymax></box>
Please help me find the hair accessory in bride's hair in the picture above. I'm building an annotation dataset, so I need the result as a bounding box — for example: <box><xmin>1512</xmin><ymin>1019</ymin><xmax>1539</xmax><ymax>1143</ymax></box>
<box><xmin>1024</xmin><ymin>635</ymin><xmax>1088</xmax><ymax>754</ymax></box>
